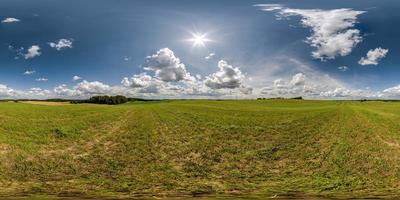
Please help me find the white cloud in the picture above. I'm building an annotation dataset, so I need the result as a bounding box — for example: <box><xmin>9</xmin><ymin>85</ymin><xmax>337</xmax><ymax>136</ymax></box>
<box><xmin>290</xmin><ymin>73</ymin><xmax>306</xmax><ymax>86</ymax></box>
<box><xmin>144</xmin><ymin>48</ymin><xmax>193</xmax><ymax>82</ymax></box>
<box><xmin>2</xmin><ymin>17</ymin><xmax>20</xmax><ymax>23</ymax></box>
<box><xmin>36</xmin><ymin>78</ymin><xmax>48</xmax><ymax>82</ymax></box>
<box><xmin>121</xmin><ymin>73</ymin><xmax>153</xmax><ymax>88</ymax></box>
<box><xmin>261</xmin><ymin>73</ymin><xmax>308</xmax><ymax>97</ymax></box>
<box><xmin>0</xmin><ymin>84</ymin><xmax>53</xmax><ymax>99</ymax></box>
<box><xmin>205</xmin><ymin>60</ymin><xmax>245</xmax><ymax>89</ymax></box>
<box><xmin>259</xmin><ymin>72</ymin><xmax>382</xmax><ymax>99</ymax></box>
<box><xmin>205</xmin><ymin>53</ymin><xmax>216</xmax><ymax>60</ymax></box>
<box><xmin>49</xmin><ymin>39</ymin><xmax>73</xmax><ymax>51</ymax></box>
<box><xmin>358</xmin><ymin>47</ymin><xmax>389</xmax><ymax>66</ymax></box>
<box><xmin>256</xmin><ymin>4</ymin><xmax>365</xmax><ymax>60</ymax></box>
<box><xmin>338</xmin><ymin>66</ymin><xmax>348</xmax><ymax>71</ymax></box>
<box><xmin>381</xmin><ymin>85</ymin><xmax>400</xmax><ymax>98</ymax></box>
<box><xmin>23</xmin><ymin>70</ymin><xmax>36</xmax><ymax>75</ymax></box>
<box><xmin>72</xmin><ymin>75</ymin><xmax>82</xmax><ymax>81</ymax></box>
<box><xmin>24</xmin><ymin>45</ymin><xmax>41</xmax><ymax>59</ymax></box>
<box><xmin>255</xmin><ymin>4</ymin><xmax>285</xmax><ymax>12</ymax></box>
<box><xmin>320</xmin><ymin>87</ymin><xmax>382</xmax><ymax>99</ymax></box>
<box><xmin>27</xmin><ymin>88</ymin><xmax>52</xmax><ymax>97</ymax></box>
<box><xmin>73</xmin><ymin>80</ymin><xmax>111</xmax><ymax>96</ymax></box>
<box><xmin>121</xmin><ymin>49</ymin><xmax>220</xmax><ymax>98</ymax></box>
<box><xmin>53</xmin><ymin>84</ymin><xmax>74</xmax><ymax>97</ymax></box>
<box><xmin>8</xmin><ymin>45</ymin><xmax>24</xmax><ymax>59</ymax></box>
<box><xmin>0</xmin><ymin>84</ymin><xmax>17</xmax><ymax>97</ymax></box>
<box><xmin>53</xmin><ymin>81</ymin><xmax>123</xmax><ymax>98</ymax></box>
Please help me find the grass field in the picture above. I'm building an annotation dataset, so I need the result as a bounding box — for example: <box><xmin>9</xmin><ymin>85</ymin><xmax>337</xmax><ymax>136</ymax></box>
<box><xmin>1</xmin><ymin>100</ymin><xmax>400</xmax><ymax>198</ymax></box>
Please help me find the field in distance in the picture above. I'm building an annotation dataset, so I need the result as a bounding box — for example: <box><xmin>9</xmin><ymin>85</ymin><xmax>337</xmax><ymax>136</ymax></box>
<box><xmin>1</xmin><ymin>100</ymin><xmax>400</xmax><ymax>198</ymax></box>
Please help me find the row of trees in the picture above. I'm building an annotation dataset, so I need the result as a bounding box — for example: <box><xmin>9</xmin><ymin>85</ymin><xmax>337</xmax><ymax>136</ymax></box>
<box><xmin>71</xmin><ymin>95</ymin><xmax>128</xmax><ymax>105</ymax></box>
<box><xmin>257</xmin><ymin>96</ymin><xmax>303</xmax><ymax>100</ymax></box>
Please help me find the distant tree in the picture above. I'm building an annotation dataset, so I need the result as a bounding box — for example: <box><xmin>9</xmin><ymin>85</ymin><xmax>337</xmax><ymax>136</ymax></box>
<box><xmin>86</xmin><ymin>95</ymin><xmax>128</xmax><ymax>105</ymax></box>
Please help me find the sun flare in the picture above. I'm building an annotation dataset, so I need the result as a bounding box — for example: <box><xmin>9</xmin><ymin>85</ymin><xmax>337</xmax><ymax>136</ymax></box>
<box><xmin>187</xmin><ymin>33</ymin><xmax>211</xmax><ymax>47</ymax></box>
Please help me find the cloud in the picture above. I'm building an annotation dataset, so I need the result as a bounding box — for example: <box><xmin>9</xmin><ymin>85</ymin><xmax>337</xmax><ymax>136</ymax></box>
<box><xmin>319</xmin><ymin>87</ymin><xmax>383</xmax><ymax>99</ymax></box>
<box><xmin>36</xmin><ymin>78</ymin><xmax>48</xmax><ymax>82</ymax></box>
<box><xmin>53</xmin><ymin>84</ymin><xmax>74</xmax><ymax>97</ymax></box>
<box><xmin>380</xmin><ymin>85</ymin><xmax>400</xmax><ymax>98</ymax></box>
<box><xmin>259</xmin><ymin>72</ymin><xmax>381</xmax><ymax>99</ymax></box>
<box><xmin>358</xmin><ymin>47</ymin><xmax>389</xmax><ymax>66</ymax></box>
<box><xmin>290</xmin><ymin>73</ymin><xmax>306</xmax><ymax>86</ymax></box>
<box><xmin>8</xmin><ymin>45</ymin><xmax>24</xmax><ymax>59</ymax></box>
<box><xmin>49</xmin><ymin>39</ymin><xmax>73</xmax><ymax>51</ymax></box>
<box><xmin>72</xmin><ymin>80</ymin><xmax>113</xmax><ymax>96</ymax></box>
<box><xmin>338</xmin><ymin>66</ymin><xmax>348</xmax><ymax>71</ymax></box>
<box><xmin>256</xmin><ymin>4</ymin><xmax>365</xmax><ymax>60</ymax></box>
<box><xmin>72</xmin><ymin>75</ymin><xmax>82</xmax><ymax>81</ymax></box>
<box><xmin>121</xmin><ymin>73</ymin><xmax>153</xmax><ymax>88</ymax></box>
<box><xmin>54</xmin><ymin>80</ymin><xmax>122</xmax><ymax>98</ymax></box>
<box><xmin>261</xmin><ymin>73</ymin><xmax>308</xmax><ymax>97</ymax></box>
<box><xmin>121</xmin><ymin>49</ymin><xmax>219</xmax><ymax>97</ymax></box>
<box><xmin>205</xmin><ymin>53</ymin><xmax>216</xmax><ymax>60</ymax></box>
<box><xmin>205</xmin><ymin>60</ymin><xmax>246</xmax><ymax>89</ymax></box>
<box><xmin>23</xmin><ymin>70</ymin><xmax>36</xmax><ymax>75</ymax></box>
<box><xmin>27</xmin><ymin>88</ymin><xmax>52</xmax><ymax>97</ymax></box>
<box><xmin>144</xmin><ymin>48</ymin><xmax>193</xmax><ymax>82</ymax></box>
<box><xmin>254</xmin><ymin>4</ymin><xmax>285</xmax><ymax>11</ymax></box>
<box><xmin>1</xmin><ymin>17</ymin><xmax>20</xmax><ymax>23</ymax></box>
<box><xmin>24</xmin><ymin>45</ymin><xmax>41</xmax><ymax>59</ymax></box>
<box><xmin>0</xmin><ymin>84</ymin><xmax>17</xmax><ymax>97</ymax></box>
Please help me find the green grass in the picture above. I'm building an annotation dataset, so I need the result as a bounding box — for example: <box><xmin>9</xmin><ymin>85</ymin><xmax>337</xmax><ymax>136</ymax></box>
<box><xmin>1</xmin><ymin>100</ymin><xmax>400</xmax><ymax>198</ymax></box>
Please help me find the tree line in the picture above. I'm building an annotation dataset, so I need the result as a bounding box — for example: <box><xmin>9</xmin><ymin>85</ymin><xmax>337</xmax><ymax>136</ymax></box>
<box><xmin>71</xmin><ymin>95</ymin><xmax>128</xmax><ymax>105</ymax></box>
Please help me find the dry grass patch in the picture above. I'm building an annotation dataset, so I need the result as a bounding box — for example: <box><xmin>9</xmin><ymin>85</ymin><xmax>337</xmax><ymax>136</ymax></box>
<box><xmin>20</xmin><ymin>101</ymin><xmax>71</xmax><ymax>106</ymax></box>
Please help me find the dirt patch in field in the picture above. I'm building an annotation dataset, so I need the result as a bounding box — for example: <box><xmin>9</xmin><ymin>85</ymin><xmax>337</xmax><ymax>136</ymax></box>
<box><xmin>20</xmin><ymin>101</ymin><xmax>71</xmax><ymax>106</ymax></box>
<box><xmin>0</xmin><ymin>143</ymin><xmax>11</xmax><ymax>155</ymax></box>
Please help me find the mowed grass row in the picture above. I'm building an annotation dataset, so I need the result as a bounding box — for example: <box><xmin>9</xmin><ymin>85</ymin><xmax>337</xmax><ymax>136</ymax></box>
<box><xmin>1</xmin><ymin>100</ymin><xmax>400</xmax><ymax>197</ymax></box>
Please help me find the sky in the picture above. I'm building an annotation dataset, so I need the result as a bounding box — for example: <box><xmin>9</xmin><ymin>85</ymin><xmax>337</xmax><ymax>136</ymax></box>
<box><xmin>0</xmin><ymin>0</ymin><xmax>399</xmax><ymax>99</ymax></box>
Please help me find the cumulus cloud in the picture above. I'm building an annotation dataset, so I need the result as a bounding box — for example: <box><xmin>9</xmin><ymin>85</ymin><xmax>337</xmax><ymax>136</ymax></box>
<box><xmin>261</xmin><ymin>73</ymin><xmax>308</xmax><ymax>97</ymax></box>
<box><xmin>72</xmin><ymin>75</ymin><xmax>82</xmax><ymax>81</ymax></box>
<box><xmin>49</xmin><ymin>39</ymin><xmax>73</xmax><ymax>51</ymax></box>
<box><xmin>144</xmin><ymin>48</ymin><xmax>193</xmax><ymax>82</ymax></box>
<box><xmin>23</xmin><ymin>70</ymin><xmax>36</xmax><ymax>75</ymax></box>
<box><xmin>2</xmin><ymin>17</ymin><xmax>20</xmax><ymax>23</ymax></box>
<box><xmin>0</xmin><ymin>84</ymin><xmax>17</xmax><ymax>97</ymax></box>
<box><xmin>259</xmin><ymin>72</ymin><xmax>379</xmax><ymax>99</ymax></box>
<box><xmin>27</xmin><ymin>88</ymin><xmax>51</xmax><ymax>97</ymax></box>
<box><xmin>24</xmin><ymin>45</ymin><xmax>41</xmax><ymax>59</ymax></box>
<box><xmin>53</xmin><ymin>84</ymin><xmax>74</xmax><ymax>97</ymax></box>
<box><xmin>0</xmin><ymin>84</ymin><xmax>54</xmax><ymax>99</ymax></box>
<box><xmin>358</xmin><ymin>47</ymin><xmax>389</xmax><ymax>66</ymax></box>
<box><xmin>320</xmin><ymin>87</ymin><xmax>382</xmax><ymax>99</ymax></box>
<box><xmin>205</xmin><ymin>60</ymin><xmax>245</xmax><ymax>89</ymax></box>
<box><xmin>290</xmin><ymin>73</ymin><xmax>306</xmax><ymax>86</ymax></box>
<box><xmin>256</xmin><ymin>4</ymin><xmax>365</xmax><ymax>60</ymax></box>
<box><xmin>381</xmin><ymin>85</ymin><xmax>400</xmax><ymax>98</ymax></box>
<box><xmin>121</xmin><ymin>48</ymin><xmax>220</xmax><ymax>98</ymax></box>
<box><xmin>73</xmin><ymin>80</ymin><xmax>111</xmax><ymax>95</ymax></box>
<box><xmin>205</xmin><ymin>53</ymin><xmax>216</xmax><ymax>60</ymax></box>
<box><xmin>54</xmin><ymin>80</ymin><xmax>122</xmax><ymax>98</ymax></box>
<box><xmin>36</xmin><ymin>78</ymin><xmax>48</xmax><ymax>82</ymax></box>
<box><xmin>121</xmin><ymin>73</ymin><xmax>153</xmax><ymax>88</ymax></box>
<box><xmin>338</xmin><ymin>66</ymin><xmax>348</xmax><ymax>71</ymax></box>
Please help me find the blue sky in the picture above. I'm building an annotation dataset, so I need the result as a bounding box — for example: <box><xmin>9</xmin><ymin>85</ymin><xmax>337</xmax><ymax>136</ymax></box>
<box><xmin>0</xmin><ymin>0</ymin><xmax>399</xmax><ymax>99</ymax></box>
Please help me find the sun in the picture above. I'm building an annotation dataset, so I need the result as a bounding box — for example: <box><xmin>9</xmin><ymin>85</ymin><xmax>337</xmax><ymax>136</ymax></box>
<box><xmin>187</xmin><ymin>33</ymin><xmax>211</xmax><ymax>47</ymax></box>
